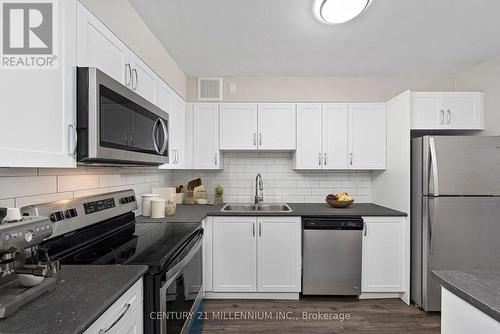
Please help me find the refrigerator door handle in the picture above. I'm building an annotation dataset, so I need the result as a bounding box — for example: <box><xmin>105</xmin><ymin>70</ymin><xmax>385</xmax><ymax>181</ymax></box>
<box><xmin>429</xmin><ymin>137</ymin><xmax>439</xmax><ymax>196</ymax></box>
<box><xmin>428</xmin><ymin>197</ymin><xmax>438</xmax><ymax>255</ymax></box>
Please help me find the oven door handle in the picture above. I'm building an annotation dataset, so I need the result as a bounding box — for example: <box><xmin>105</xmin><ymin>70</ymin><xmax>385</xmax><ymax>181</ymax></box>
<box><xmin>165</xmin><ymin>234</ymin><xmax>203</xmax><ymax>282</ymax></box>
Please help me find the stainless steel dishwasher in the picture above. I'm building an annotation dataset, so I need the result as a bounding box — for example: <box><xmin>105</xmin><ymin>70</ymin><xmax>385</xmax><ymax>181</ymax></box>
<box><xmin>302</xmin><ymin>216</ymin><xmax>364</xmax><ymax>296</ymax></box>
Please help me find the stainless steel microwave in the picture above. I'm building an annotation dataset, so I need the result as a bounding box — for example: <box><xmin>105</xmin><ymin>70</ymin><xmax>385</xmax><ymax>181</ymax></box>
<box><xmin>76</xmin><ymin>67</ymin><xmax>169</xmax><ymax>165</ymax></box>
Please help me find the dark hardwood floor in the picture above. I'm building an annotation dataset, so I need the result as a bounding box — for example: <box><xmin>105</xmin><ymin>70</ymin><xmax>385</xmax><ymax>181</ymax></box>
<box><xmin>201</xmin><ymin>298</ymin><xmax>440</xmax><ymax>333</ymax></box>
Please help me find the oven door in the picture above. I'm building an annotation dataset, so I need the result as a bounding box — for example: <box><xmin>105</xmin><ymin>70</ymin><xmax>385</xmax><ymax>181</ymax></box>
<box><xmin>160</xmin><ymin>229</ymin><xmax>203</xmax><ymax>334</ymax></box>
<box><xmin>77</xmin><ymin>67</ymin><xmax>169</xmax><ymax>165</ymax></box>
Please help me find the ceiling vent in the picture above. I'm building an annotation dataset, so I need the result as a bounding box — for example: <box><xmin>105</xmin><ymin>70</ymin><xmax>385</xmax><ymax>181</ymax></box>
<box><xmin>198</xmin><ymin>78</ymin><xmax>223</xmax><ymax>101</ymax></box>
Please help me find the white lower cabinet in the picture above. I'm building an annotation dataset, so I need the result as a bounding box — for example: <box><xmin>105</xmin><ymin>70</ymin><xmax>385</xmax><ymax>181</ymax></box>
<box><xmin>361</xmin><ymin>217</ymin><xmax>406</xmax><ymax>292</ymax></box>
<box><xmin>257</xmin><ymin>217</ymin><xmax>301</xmax><ymax>292</ymax></box>
<box><xmin>84</xmin><ymin>278</ymin><xmax>143</xmax><ymax>334</ymax></box>
<box><xmin>210</xmin><ymin>216</ymin><xmax>301</xmax><ymax>294</ymax></box>
<box><xmin>212</xmin><ymin>217</ymin><xmax>257</xmax><ymax>292</ymax></box>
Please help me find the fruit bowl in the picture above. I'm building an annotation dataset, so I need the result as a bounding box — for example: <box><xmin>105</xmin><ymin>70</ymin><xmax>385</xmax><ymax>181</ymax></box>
<box><xmin>326</xmin><ymin>199</ymin><xmax>354</xmax><ymax>208</ymax></box>
<box><xmin>326</xmin><ymin>192</ymin><xmax>354</xmax><ymax>208</ymax></box>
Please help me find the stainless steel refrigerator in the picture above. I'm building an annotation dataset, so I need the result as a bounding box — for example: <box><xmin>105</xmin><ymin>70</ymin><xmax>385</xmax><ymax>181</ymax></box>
<box><xmin>411</xmin><ymin>136</ymin><xmax>500</xmax><ymax>312</ymax></box>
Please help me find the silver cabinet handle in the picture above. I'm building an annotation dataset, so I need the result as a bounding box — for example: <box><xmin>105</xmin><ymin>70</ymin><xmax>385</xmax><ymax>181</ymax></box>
<box><xmin>214</xmin><ymin>153</ymin><xmax>218</xmax><ymax>165</ymax></box>
<box><xmin>363</xmin><ymin>221</ymin><xmax>367</xmax><ymax>236</ymax></box>
<box><xmin>252</xmin><ymin>223</ymin><xmax>255</xmax><ymax>237</ymax></box>
<box><xmin>446</xmin><ymin>109</ymin><xmax>451</xmax><ymax>124</ymax></box>
<box><xmin>98</xmin><ymin>303</ymin><xmax>131</xmax><ymax>334</ymax></box>
<box><xmin>259</xmin><ymin>222</ymin><xmax>262</xmax><ymax>236</ymax></box>
<box><xmin>175</xmin><ymin>150</ymin><xmax>179</xmax><ymax>164</ymax></box>
<box><xmin>349</xmin><ymin>153</ymin><xmax>353</xmax><ymax>166</ymax></box>
<box><xmin>131</xmin><ymin>68</ymin><xmax>138</xmax><ymax>90</ymax></box>
<box><xmin>324</xmin><ymin>153</ymin><xmax>327</xmax><ymax>166</ymax></box>
<box><xmin>158</xmin><ymin>118</ymin><xmax>169</xmax><ymax>155</ymax></box>
<box><xmin>318</xmin><ymin>153</ymin><xmax>322</xmax><ymax>166</ymax></box>
<box><xmin>253</xmin><ymin>133</ymin><xmax>257</xmax><ymax>146</ymax></box>
<box><xmin>68</xmin><ymin>123</ymin><xmax>77</xmax><ymax>158</ymax></box>
<box><xmin>440</xmin><ymin>110</ymin><xmax>445</xmax><ymax>124</ymax></box>
<box><xmin>125</xmin><ymin>64</ymin><xmax>131</xmax><ymax>87</ymax></box>
<box><xmin>259</xmin><ymin>133</ymin><xmax>262</xmax><ymax>146</ymax></box>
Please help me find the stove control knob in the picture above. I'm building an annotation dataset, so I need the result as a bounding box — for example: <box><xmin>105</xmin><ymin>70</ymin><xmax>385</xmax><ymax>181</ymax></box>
<box><xmin>25</xmin><ymin>230</ymin><xmax>33</xmax><ymax>243</ymax></box>
<box><xmin>4</xmin><ymin>233</ymin><xmax>11</xmax><ymax>241</ymax></box>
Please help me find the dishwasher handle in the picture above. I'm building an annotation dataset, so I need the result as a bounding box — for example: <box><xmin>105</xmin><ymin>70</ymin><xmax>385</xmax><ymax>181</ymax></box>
<box><xmin>303</xmin><ymin>217</ymin><xmax>364</xmax><ymax>230</ymax></box>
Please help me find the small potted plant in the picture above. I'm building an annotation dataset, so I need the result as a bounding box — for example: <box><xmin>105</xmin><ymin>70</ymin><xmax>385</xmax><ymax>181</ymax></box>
<box><xmin>214</xmin><ymin>185</ymin><xmax>224</xmax><ymax>205</ymax></box>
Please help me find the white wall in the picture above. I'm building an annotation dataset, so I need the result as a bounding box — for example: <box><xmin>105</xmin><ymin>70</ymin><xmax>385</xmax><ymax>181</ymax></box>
<box><xmin>187</xmin><ymin>75</ymin><xmax>454</xmax><ymax>102</ymax></box>
<box><xmin>80</xmin><ymin>0</ymin><xmax>187</xmax><ymax>98</ymax></box>
<box><xmin>452</xmin><ymin>56</ymin><xmax>500</xmax><ymax>135</ymax></box>
<box><xmin>0</xmin><ymin>167</ymin><xmax>171</xmax><ymax>215</ymax></box>
<box><xmin>169</xmin><ymin>152</ymin><xmax>372</xmax><ymax>203</ymax></box>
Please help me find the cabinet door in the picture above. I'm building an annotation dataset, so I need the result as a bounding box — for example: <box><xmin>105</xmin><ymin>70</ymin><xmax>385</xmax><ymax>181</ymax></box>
<box><xmin>157</xmin><ymin>82</ymin><xmax>174</xmax><ymax>169</ymax></box>
<box><xmin>220</xmin><ymin>104</ymin><xmax>258</xmax><ymax>150</ymax></box>
<box><xmin>257</xmin><ymin>104</ymin><xmax>296</xmax><ymax>150</ymax></box>
<box><xmin>172</xmin><ymin>96</ymin><xmax>186</xmax><ymax>168</ymax></box>
<box><xmin>444</xmin><ymin>92</ymin><xmax>483</xmax><ymax>130</ymax></box>
<box><xmin>202</xmin><ymin>218</ymin><xmax>213</xmax><ymax>292</ymax></box>
<box><xmin>348</xmin><ymin>103</ymin><xmax>386</xmax><ymax>170</ymax></box>
<box><xmin>410</xmin><ymin>92</ymin><xmax>445</xmax><ymax>129</ymax></box>
<box><xmin>257</xmin><ymin>217</ymin><xmax>301</xmax><ymax>292</ymax></box>
<box><xmin>77</xmin><ymin>2</ymin><xmax>130</xmax><ymax>85</ymax></box>
<box><xmin>294</xmin><ymin>104</ymin><xmax>323</xmax><ymax>169</ymax></box>
<box><xmin>194</xmin><ymin>104</ymin><xmax>222</xmax><ymax>169</ymax></box>
<box><xmin>130</xmin><ymin>52</ymin><xmax>157</xmax><ymax>104</ymax></box>
<box><xmin>361</xmin><ymin>217</ymin><xmax>405</xmax><ymax>292</ymax></box>
<box><xmin>0</xmin><ymin>0</ymin><xmax>77</xmax><ymax>167</ymax></box>
<box><xmin>323</xmin><ymin>104</ymin><xmax>348</xmax><ymax>169</ymax></box>
<box><xmin>117</xmin><ymin>305</ymin><xmax>143</xmax><ymax>334</ymax></box>
<box><xmin>213</xmin><ymin>217</ymin><xmax>257</xmax><ymax>292</ymax></box>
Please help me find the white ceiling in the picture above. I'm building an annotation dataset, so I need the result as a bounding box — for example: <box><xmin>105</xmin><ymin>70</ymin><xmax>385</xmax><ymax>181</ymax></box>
<box><xmin>130</xmin><ymin>0</ymin><xmax>500</xmax><ymax>78</ymax></box>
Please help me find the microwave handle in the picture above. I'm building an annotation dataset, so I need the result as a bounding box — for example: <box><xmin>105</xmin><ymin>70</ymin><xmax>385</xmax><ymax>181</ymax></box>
<box><xmin>152</xmin><ymin>119</ymin><xmax>161</xmax><ymax>154</ymax></box>
<box><xmin>159</xmin><ymin>119</ymin><xmax>168</xmax><ymax>155</ymax></box>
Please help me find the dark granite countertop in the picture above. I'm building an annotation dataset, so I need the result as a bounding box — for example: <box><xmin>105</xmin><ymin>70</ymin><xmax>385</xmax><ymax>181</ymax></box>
<box><xmin>136</xmin><ymin>203</ymin><xmax>406</xmax><ymax>224</ymax></box>
<box><xmin>0</xmin><ymin>265</ymin><xmax>148</xmax><ymax>334</ymax></box>
<box><xmin>433</xmin><ymin>270</ymin><xmax>500</xmax><ymax>322</ymax></box>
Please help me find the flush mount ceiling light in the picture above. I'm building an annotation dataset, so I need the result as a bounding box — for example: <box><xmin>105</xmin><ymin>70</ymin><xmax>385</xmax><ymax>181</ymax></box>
<box><xmin>315</xmin><ymin>0</ymin><xmax>372</xmax><ymax>24</ymax></box>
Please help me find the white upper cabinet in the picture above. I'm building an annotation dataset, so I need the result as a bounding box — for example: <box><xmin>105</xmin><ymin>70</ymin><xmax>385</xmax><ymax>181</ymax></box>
<box><xmin>77</xmin><ymin>2</ymin><xmax>130</xmax><ymax>85</ymax></box>
<box><xmin>129</xmin><ymin>52</ymin><xmax>157</xmax><ymax>104</ymax></box>
<box><xmin>257</xmin><ymin>217</ymin><xmax>301</xmax><ymax>292</ymax></box>
<box><xmin>257</xmin><ymin>104</ymin><xmax>296</xmax><ymax>150</ymax></box>
<box><xmin>348</xmin><ymin>103</ymin><xmax>387</xmax><ymax>170</ymax></box>
<box><xmin>157</xmin><ymin>82</ymin><xmax>181</xmax><ymax>169</ymax></box>
<box><xmin>0</xmin><ymin>0</ymin><xmax>77</xmax><ymax>167</ymax></box>
<box><xmin>172</xmin><ymin>97</ymin><xmax>186</xmax><ymax>169</ymax></box>
<box><xmin>295</xmin><ymin>104</ymin><xmax>323</xmax><ymax>169</ymax></box>
<box><xmin>294</xmin><ymin>103</ymin><xmax>380</xmax><ymax>170</ymax></box>
<box><xmin>362</xmin><ymin>217</ymin><xmax>406</xmax><ymax>293</ymax></box>
<box><xmin>411</xmin><ymin>92</ymin><xmax>483</xmax><ymax>130</ymax></box>
<box><xmin>193</xmin><ymin>103</ymin><xmax>222</xmax><ymax>169</ymax></box>
<box><xmin>323</xmin><ymin>104</ymin><xmax>349</xmax><ymax>169</ymax></box>
<box><xmin>219</xmin><ymin>103</ymin><xmax>296</xmax><ymax>151</ymax></box>
<box><xmin>220</xmin><ymin>104</ymin><xmax>258</xmax><ymax>150</ymax></box>
<box><xmin>444</xmin><ymin>92</ymin><xmax>483</xmax><ymax>129</ymax></box>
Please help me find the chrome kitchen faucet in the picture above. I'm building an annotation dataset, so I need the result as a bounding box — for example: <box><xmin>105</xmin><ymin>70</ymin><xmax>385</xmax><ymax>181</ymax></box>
<box><xmin>254</xmin><ymin>173</ymin><xmax>264</xmax><ymax>206</ymax></box>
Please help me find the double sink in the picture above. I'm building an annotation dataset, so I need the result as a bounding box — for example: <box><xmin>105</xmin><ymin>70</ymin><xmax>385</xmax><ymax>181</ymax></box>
<box><xmin>221</xmin><ymin>203</ymin><xmax>293</xmax><ymax>213</ymax></box>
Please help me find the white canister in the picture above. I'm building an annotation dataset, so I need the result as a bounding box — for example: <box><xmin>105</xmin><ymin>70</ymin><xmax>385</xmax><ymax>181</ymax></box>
<box><xmin>150</xmin><ymin>198</ymin><xmax>166</xmax><ymax>219</ymax></box>
<box><xmin>141</xmin><ymin>194</ymin><xmax>159</xmax><ymax>217</ymax></box>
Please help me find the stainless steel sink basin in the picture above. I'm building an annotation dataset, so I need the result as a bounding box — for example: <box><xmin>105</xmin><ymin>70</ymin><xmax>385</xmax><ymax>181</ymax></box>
<box><xmin>220</xmin><ymin>203</ymin><xmax>292</xmax><ymax>213</ymax></box>
<box><xmin>220</xmin><ymin>204</ymin><xmax>256</xmax><ymax>212</ymax></box>
<box><xmin>257</xmin><ymin>204</ymin><xmax>292</xmax><ymax>212</ymax></box>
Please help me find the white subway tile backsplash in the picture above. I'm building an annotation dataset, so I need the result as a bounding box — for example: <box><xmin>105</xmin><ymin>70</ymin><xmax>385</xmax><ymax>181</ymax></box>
<box><xmin>99</xmin><ymin>174</ymin><xmax>128</xmax><ymax>188</ymax></box>
<box><xmin>0</xmin><ymin>168</ymin><xmax>172</xmax><ymax>209</ymax></box>
<box><xmin>58</xmin><ymin>175</ymin><xmax>99</xmax><ymax>192</ymax></box>
<box><xmin>170</xmin><ymin>152</ymin><xmax>372</xmax><ymax>203</ymax></box>
<box><xmin>0</xmin><ymin>198</ymin><xmax>15</xmax><ymax>207</ymax></box>
<box><xmin>0</xmin><ymin>168</ymin><xmax>37</xmax><ymax>177</ymax></box>
<box><xmin>15</xmin><ymin>192</ymin><xmax>74</xmax><ymax>208</ymax></box>
<box><xmin>0</xmin><ymin>176</ymin><xmax>57</xmax><ymax>198</ymax></box>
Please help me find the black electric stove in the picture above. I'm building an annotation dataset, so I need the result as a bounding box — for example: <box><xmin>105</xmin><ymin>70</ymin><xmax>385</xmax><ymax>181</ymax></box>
<box><xmin>24</xmin><ymin>190</ymin><xmax>203</xmax><ymax>334</ymax></box>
